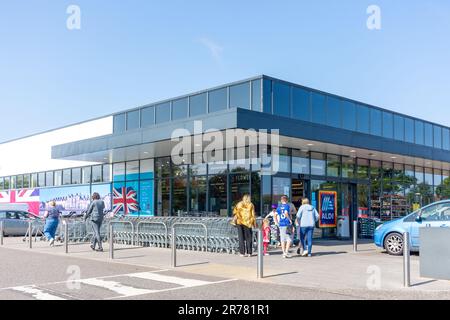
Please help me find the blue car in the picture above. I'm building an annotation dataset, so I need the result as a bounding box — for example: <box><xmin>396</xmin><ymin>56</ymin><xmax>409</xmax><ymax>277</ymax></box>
<box><xmin>374</xmin><ymin>200</ymin><xmax>450</xmax><ymax>255</ymax></box>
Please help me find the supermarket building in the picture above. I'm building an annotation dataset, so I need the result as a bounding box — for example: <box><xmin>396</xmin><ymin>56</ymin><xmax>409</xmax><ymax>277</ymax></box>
<box><xmin>1</xmin><ymin>75</ymin><xmax>450</xmax><ymax>238</ymax></box>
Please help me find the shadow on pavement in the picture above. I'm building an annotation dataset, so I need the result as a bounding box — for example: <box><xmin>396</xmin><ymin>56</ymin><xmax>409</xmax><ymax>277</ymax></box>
<box><xmin>263</xmin><ymin>271</ymin><xmax>299</xmax><ymax>279</ymax></box>
<box><xmin>176</xmin><ymin>261</ymin><xmax>210</xmax><ymax>267</ymax></box>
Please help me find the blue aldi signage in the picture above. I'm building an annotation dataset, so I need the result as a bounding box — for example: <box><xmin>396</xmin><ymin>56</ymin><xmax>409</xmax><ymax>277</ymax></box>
<box><xmin>319</xmin><ymin>191</ymin><xmax>337</xmax><ymax>228</ymax></box>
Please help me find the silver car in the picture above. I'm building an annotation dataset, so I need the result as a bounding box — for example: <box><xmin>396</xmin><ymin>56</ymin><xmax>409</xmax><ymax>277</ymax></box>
<box><xmin>0</xmin><ymin>210</ymin><xmax>35</xmax><ymax>236</ymax></box>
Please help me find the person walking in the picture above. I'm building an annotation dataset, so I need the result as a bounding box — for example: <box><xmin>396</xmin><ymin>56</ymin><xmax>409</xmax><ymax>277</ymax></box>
<box><xmin>296</xmin><ymin>198</ymin><xmax>319</xmax><ymax>257</ymax></box>
<box><xmin>84</xmin><ymin>192</ymin><xmax>106</xmax><ymax>252</ymax></box>
<box><xmin>43</xmin><ymin>201</ymin><xmax>61</xmax><ymax>247</ymax></box>
<box><xmin>275</xmin><ymin>197</ymin><xmax>294</xmax><ymax>258</ymax></box>
<box><xmin>232</xmin><ymin>194</ymin><xmax>257</xmax><ymax>257</ymax></box>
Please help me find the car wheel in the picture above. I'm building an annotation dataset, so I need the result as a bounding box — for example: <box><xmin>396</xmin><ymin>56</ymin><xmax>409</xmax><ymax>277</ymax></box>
<box><xmin>384</xmin><ymin>232</ymin><xmax>404</xmax><ymax>256</ymax></box>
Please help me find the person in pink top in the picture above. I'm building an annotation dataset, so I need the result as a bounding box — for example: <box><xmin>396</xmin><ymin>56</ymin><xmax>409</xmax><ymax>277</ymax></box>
<box><xmin>262</xmin><ymin>218</ymin><xmax>271</xmax><ymax>256</ymax></box>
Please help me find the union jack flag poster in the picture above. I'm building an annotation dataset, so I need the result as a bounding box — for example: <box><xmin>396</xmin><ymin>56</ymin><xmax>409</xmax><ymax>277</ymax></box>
<box><xmin>112</xmin><ymin>186</ymin><xmax>139</xmax><ymax>215</ymax></box>
<box><xmin>0</xmin><ymin>189</ymin><xmax>40</xmax><ymax>215</ymax></box>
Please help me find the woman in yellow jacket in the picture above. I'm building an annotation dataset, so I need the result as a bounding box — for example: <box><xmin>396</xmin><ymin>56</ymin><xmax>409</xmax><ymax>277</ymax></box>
<box><xmin>233</xmin><ymin>194</ymin><xmax>257</xmax><ymax>257</ymax></box>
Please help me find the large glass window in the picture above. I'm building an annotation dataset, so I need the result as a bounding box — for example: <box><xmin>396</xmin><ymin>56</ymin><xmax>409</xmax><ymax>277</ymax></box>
<box><xmin>126</xmin><ymin>110</ymin><xmax>140</xmax><ymax>130</ymax></box>
<box><xmin>273</xmin><ymin>81</ymin><xmax>290</xmax><ymax>117</ymax></box>
<box><xmin>0</xmin><ymin>178</ymin><xmax>3</xmax><ymax>190</ymax></box>
<box><xmin>415</xmin><ymin>120</ymin><xmax>424</xmax><ymax>145</ymax></box>
<box><xmin>326</xmin><ymin>96</ymin><xmax>341</xmax><ymax>128</ymax></box>
<box><xmin>292</xmin><ymin>87</ymin><xmax>310</xmax><ymax>121</ymax></box>
<box><xmin>263</xmin><ymin>79</ymin><xmax>272</xmax><ymax>114</ymax></box>
<box><xmin>274</xmin><ymin>148</ymin><xmax>290</xmax><ymax>173</ymax></box>
<box><xmin>370</xmin><ymin>109</ymin><xmax>382</xmax><ymax>136</ymax></box>
<box><xmin>326</xmin><ymin>154</ymin><xmax>341</xmax><ymax>177</ymax></box>
<box><xmin>82</xmin><ymin>167</ymin><xmax>91</xmax><ymax>184</ymax></box>
<box><xmin>424</xmin><ymin>123</ymin><xmax>433</xmax><ymax>147</ymax></box>
<box><xmin>113</xmin><ymin>113</ymin><xmax>126</xmax><ymax>133</ymax></box>
<box><xmin>357</xmin><ymin>159</ymin><xmax>369</xmax><ymax>179</ymax></box>
<box><xmin>230</xmin><ymin>82</ymin><xmax>250</xmax><ymax>110</ymax></box>
<box><xmin>405</xmin><ymin>118</ymin><xmax>414</xmax><ymax>143</ymax></box>
<box><xmin>415</xmin><ymin>166</ymin><xmax>424</xmax><ymax>185</ymax></box>
<box><xmin>209</xmin><ymin>174</ymin><xmax>227</xmax><ymax>215</ymax></box>
<box><xmin>292</xmin><ymin>150</ymin><xmax>310</xmax><ymax>174</ymax></box>
<box><xmin>173</xmin><ymin>177</ymin><xmax>187</xmax><ymax>214</ymax></box>
<box><xmin>156</xmin><ymin>102</ymin><xmax>171</xmax><ymax>124</ymax></box>
<box><xmin>16</xmin><ymin>175</ymin><xmax>23</xmax><ymax>189</ymax></box>
<box><xmin>356</xmin><ymin>104</ymin><xmax>370</xmax><ymax>134</ymax></box>
<box><xmin>155</xmin><ymin>178</ymin><xmax>170</xmax><ymax>216</ymax></box>
<box><xmin>443</xmin><ymin>128</ymin><xmax>450</xmax><ymax>151</ymax></box>
<box><xmin>311</xmin><ymin>92</ymin><xmax>326</xmax><ymax>125</ymax></box>
<box><xmin>72</xmin><ymin>168</ymin><xmax>81</xmax><ymax>185</ymax></box>
<box><xmin>251</xmin><ymin>80</ymin><xmax>261</xmax><ymax>111</ymax></box>
<box><xmin>38</xmin><ymin>173</ymin><xmax>45</xmax><ymax>188</ymax></box>
<box><xmin>342</xmin><ymin>156</ymin><xmax>356</xmax><ymax>179</ymax></box>
<box><xmin>103</xmin><ymin>165</ymin><xmax>112</xmax><ymax>182</ymax></box>
<box><xmin>208</xmin><ymin>88</ymin><xmax>227</xmax><ymax>113</ymax></box>
<box><xmin>31</xmin><ymin>174</ymin><xmax>38</xmax><ymax>188</ymax></box>
<box><xmin>342</xmin><ymin>101</ymin><xmax>356</xmax><ymax>131</ymax></box>
<box><xmin>172</xmin><ymin>98</ymin><xmax>188</xmax><ymax>121</ymax></box>
<box><xmin>190</xmin><ymin>93</ymin><xmax>207</xmax><ymax>117</ymax></box>
<box><xmin>394</xmin><ymin>115</ymin><xmax>405</xmax><ymax>141</ymax></box>
<box><xmin>113</xmin><ymin>163</ymin><xmax>126</xmax><ymax>181</ymax></box>
<box><xmin>126</xmin><ymin>161</ymin><xmax>140</xmax><ymax>181</ymax></box>
<box><xmin>4</xmin><ymin>177</ymin><xmax>10</xmax><ymax>190</ymax></box>
<box><xmin>54</xmin><ymin>171</ymin><xmax>62</xmax><ymax>186</ymax></box>
<box><xmin>434</xmin><ymin>125</ymin><xmax>442</xmax><ymax>149</ymax></box>
<box><xmin>382</xmin><ymin>111</ymin><xmax>393</xmax><ymax>139</ymax></box>
<box><xmin>23</xmin><ymin>175</ymin><xmax>30</xmax><ymax>188</ymax></box>
<box><xmin>62</xmin><ymin>169</ymin><xmax>71</xmax><ymax>185</ymax></box>
<box><xmin>45</xmin><ymin>172</ymin><xmax>53</xmax><ymax>187</ymax></box>
<box><xmin>190</xmin><ymin>176</ymin><xmax>206</xmax><ymax>212</ymax></box>
<box><xmin>311</xmin><ymin>152</ymin><xmax>326</xmax><ymax>176</ymax></box>
<box><xmin>141</xmin><ymin>106</ymin><xmax>155</xmax><ymax>127</ymax></box>
<box><xmin>92</xmin><ymin>165</ymin><xmax>102</xmax><ymax>183</ymax></box>
<box><xmin>140</xmin><ymin>159</ymin><xmax>154</xmax><ymax>180</ymax></box>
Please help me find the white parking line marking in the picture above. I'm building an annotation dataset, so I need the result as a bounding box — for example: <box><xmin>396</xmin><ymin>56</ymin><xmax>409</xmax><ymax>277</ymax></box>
<box><xmin>128</xmin><ymin>272</ymin><xmax>210</xmax><ymax>287</ymax></box>
<box><xmin>79</xmin><ymin>278</ymin><xmax>155</xmax><ymax>297</ymax></box>
<box><xmin>12</xmin><ymin>286</ymin><xmax>66</xmax><ymax>300</ymax></box>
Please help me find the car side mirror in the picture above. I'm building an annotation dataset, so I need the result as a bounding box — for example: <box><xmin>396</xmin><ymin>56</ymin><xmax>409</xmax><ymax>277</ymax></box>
<box><xmin>415</xmin><ymin>215</ymin><xmax>422</xmax><ymax>223</ymax></box>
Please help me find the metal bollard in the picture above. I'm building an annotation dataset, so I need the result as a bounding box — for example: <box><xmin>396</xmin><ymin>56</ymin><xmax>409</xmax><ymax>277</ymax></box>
<box><xmin>0</xmin><ymin>220</ymin><xmax>4</xmax><ymax>246</ymax></box>
<box><xmin>28</xmin><ymin>221</ymin><xmax>32</xmax><ymax>249</ymax></box>
<box><xmin>403</xmin><ymin>232</ymin><xmax>411</xmax><ymax>287</ymax></box>
<box><xmin>257</xmin><ymin>229</ymin><xmax>264</xmax><ymax>279</ymax></box>
<box><xmin>171</xmin><ymin>228</ymin><xmax>176</xmax><ymax>268</ymax></box>
<box><xmin>109</xmin><ymin>224</ymin><xmax>114</xmax><ymax>260</ymax></box>
<box><xmin>64</xmin><ymin>221</ymin><xmax>69</xmax><ymax>254</ymax></box>
<box><xmin>353</xmin><ymin>220</ymin><xmax>358</xmax><ymax>252</ymax></box>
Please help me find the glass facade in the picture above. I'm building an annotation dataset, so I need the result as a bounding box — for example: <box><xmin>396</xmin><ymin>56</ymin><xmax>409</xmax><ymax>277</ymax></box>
<box><xmin>108</xmin><ymin>76</ymin><xmax>450</xmax><ymax>154</ymax></box>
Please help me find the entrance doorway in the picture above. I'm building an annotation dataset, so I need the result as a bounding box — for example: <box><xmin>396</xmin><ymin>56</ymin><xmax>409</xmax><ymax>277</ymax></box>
<box><xmin>272</xmin><ymin>177</ymin><xmax>307</xmax><ymax>209</ymax></box>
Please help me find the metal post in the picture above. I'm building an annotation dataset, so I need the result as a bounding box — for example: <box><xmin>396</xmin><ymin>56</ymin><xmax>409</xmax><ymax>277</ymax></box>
<box><xmin>403</xmin><ymin>232</ymin><xmax>411</xmax><ymax>287</ymax></box>
<box><xmin>257</xmin><ymin>229</ymin><xmax>264</xmax><ymax>279</ymax></box>
<box><xmin>171</xmin><ymin>227</ymin><xmax>176</xmax><ymax>268</ymax></box>
<box><xmin>109</xmin><ymin>223</ymin><xmax>114</xmax><ymax>260</ymax></box>
<box><xmin>0</xmin><ymin>220</ymin><xmax>4</xmax><ymax>246</ymax></box>
<box><xmin>28</xmin><ymin>221</ymin><xmax>32</xmax><ymax>249</ymax></box>
<box><xmin>353</xmin><ymin>220</ymin><xmax>358</xmax><ymax>252</ymax></box>
<box><xmin>64</xmin><ymin>221</ymin><xmax>69</xmax><ymax>254</ymax></box>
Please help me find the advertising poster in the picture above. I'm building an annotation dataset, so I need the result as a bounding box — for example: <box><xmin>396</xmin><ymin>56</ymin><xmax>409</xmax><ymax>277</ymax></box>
<box><xmin>112</xmin><ymin>182</ymin><xmax>139</xmax><ymax>216</ymax></box>
<box><xmin>39</xmin><ymin>185</ymin><xmax>91</xmax><ymax>216</ymax></box>
<box><xmin>139</xmin><ymin>180</ymin><xmax>154</xmax><ymax>216</ymax></box>
<box><xmin>319</xmin><ymin>191</ymin><xmax>337</xmax><ymax>228</ymax></box>
<box><xmin>0</xmin><ymin>189</ymin><xmax>40</xmax><ymax>215</ymax></box>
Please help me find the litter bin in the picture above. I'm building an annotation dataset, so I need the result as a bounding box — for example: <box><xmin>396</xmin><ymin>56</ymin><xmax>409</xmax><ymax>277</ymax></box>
<box><xmin>337</xmin><ymin>215</ymin><xmax>350</xmax><ymax>239</ymax></box>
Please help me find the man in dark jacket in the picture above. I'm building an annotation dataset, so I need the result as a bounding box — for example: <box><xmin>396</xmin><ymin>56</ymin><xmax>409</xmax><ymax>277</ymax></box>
<box><xmin>85</xmin><ymin>193</ymin><xmax>105</xmax><ymax>252</ymax></box>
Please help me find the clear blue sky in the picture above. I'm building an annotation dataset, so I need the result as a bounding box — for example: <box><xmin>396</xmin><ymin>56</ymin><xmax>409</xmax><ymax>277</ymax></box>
<box><xmin>1</xmin><ymin>0</ymin><xmax>449</xmax><ymax>142</ymax></box>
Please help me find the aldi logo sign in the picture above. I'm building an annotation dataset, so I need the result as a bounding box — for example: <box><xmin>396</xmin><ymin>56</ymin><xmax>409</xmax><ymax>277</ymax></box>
<box><xmin>319</xmin><ymin>191</ymin><xmax>337</xmax><ymax>228</ymax></box>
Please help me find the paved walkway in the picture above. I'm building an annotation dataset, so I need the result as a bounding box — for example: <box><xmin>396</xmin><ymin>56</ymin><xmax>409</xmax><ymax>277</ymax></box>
<box><xmin>2</xmin><ymin>237</ymin><xmax>450</xmax><ymax>299</ymax></box>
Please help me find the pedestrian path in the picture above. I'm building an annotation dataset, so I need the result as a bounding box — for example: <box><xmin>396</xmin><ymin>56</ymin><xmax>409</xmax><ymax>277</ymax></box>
<box><xmin>0</xmin><ymin>269</ymin><xmax>237</xmax><ymax>300</ymax></box>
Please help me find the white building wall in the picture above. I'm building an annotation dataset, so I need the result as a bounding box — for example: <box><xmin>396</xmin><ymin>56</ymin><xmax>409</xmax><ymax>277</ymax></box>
<box><xmin>0</xmin><ymin>117</ymin><xmax>113</xmax><ymax>177</ymax></box>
